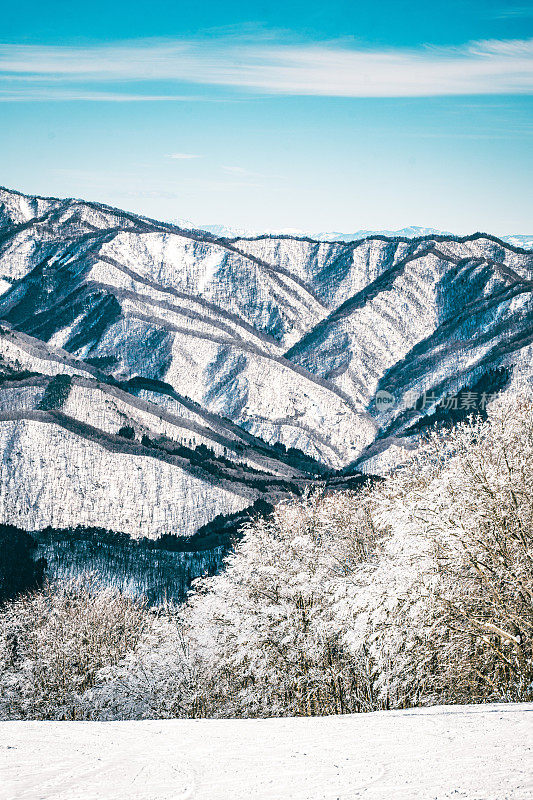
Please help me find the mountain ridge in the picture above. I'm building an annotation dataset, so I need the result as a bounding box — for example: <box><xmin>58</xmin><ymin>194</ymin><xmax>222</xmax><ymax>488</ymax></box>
<box><xmin>0</xmin><ymin>186</ymin><xmax>531</xmax><ymax>538</ymax></box>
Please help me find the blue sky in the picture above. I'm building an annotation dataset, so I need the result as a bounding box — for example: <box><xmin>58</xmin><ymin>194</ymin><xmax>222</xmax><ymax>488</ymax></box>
<box><xmin>1</xmin><ymin>0</ymin><xmax>532</xmax><ymax>234</ymax></box>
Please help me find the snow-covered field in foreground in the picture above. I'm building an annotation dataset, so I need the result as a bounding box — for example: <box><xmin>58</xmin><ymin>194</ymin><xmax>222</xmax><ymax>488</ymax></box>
<box><xmin>1</xmin><ymin>704</ymin><xmax>532</xmax><ymax>800</ymax></box>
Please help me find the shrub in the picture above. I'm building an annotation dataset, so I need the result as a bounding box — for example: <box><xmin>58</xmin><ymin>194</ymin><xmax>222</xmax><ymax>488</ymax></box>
<box><xmin>117</xmin><ymin>425</ymin><xmax>135</xmax><ymax>440</ymax></box>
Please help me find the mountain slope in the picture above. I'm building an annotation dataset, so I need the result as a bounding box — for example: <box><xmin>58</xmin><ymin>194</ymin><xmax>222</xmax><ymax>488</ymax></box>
<box><xmin>0</xmin><ymin>187</ymin><xmax>376</xmax><ymax>467</ymax></box>
<box><xmin>0</xmin><ymin>324</ymin><xmax>336</xmax><ymax>536</ymax></box>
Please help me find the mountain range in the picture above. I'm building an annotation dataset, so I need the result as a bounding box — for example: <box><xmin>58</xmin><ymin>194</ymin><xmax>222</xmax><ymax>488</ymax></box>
<box><xmin>193</xmin><ymin>223</ymin><xmax>533</xmax><ymax>251</ymax></box>
<box><xmin>0</xmin><ymin>185</ymin><xmax>531</xmax><ymax>541</ymax></box>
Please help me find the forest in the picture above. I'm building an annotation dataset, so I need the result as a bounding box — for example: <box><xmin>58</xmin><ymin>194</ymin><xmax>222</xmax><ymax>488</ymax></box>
<box><xmin>0</xmin><ymin>397</ymin><xmax>531</xmax><ymax>720</ymax></box>
<box><xmin>0</xmin><ymin>500</ymin><xmax>274</xmax><ymax>606</ymax></box>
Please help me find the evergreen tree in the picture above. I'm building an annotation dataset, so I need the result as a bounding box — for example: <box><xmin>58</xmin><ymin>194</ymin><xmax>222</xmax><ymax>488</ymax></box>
<box><xmin>0</xmin><ymin>525</ymin><xmax>46</xmax><ymax>604</ymax></box>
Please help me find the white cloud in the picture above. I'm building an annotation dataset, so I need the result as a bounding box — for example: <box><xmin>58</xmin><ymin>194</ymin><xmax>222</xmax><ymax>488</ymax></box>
<box><xmin>167</xmin><ymin>153</ymin><xmax>201</xmax><ymax>159</ymax></box>
<box><xmin>0</xmin><ymin>36</ymin><xmax>531</xmax><ymax>99</ymax></box>
<box><xmin>0</xmin><ymin>89</ymin><xmax>202</xmax><ymax>102</ymax></box>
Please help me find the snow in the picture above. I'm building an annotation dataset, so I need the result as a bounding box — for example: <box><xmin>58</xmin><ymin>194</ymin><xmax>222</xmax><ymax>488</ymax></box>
<box><xmin>1</xmin><ymin>704</ymin><xmax>531</xmax><ymax>800</ymax></box>
<box><xmin>196</xmin><ymin>251</ymin><xmax>225</xmax><ymax>293</ymax></box>
<box><xmin>0</xmin><ymin>418</ymin><xmax>250</xmax><ymax>537</ymax></box>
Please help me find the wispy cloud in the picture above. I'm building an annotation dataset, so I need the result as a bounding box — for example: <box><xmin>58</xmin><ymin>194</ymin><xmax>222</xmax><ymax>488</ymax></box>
<box><xmin>167</xmin><ymin>153</ymin><xmax>201</xmax><ymax>159</ymax></box>
<box><xmin>0</xmin><ymin>36</ymin><xmax>532</xmax><ymax>100</ymax></box>
<box><xmin>0</xmin><ymin>89</ymin><xmax>203</xmax><ymax>102</ymax></box>
<box><xmin>489</xmin><ymin>5</ymin><xmax>533</xmax><ymax>19</ymax></box>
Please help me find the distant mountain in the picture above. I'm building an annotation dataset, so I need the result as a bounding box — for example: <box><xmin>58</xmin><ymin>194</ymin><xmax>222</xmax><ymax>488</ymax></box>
<box><xmin>182</xmin><ymin>223</ymin><xmax>449</xmax><ymax>240</ymax></box>
<box><xmin>502</xmin><ymin>234</ymin><xmax>533</xmax><ymax>250</ymax></box>
<box><xmin>188</xmin><ymin>222</ymin><xmax>533</xmax><ymax>250</ymax></box>
<box><xmin>311</xmin><ymin>226</ymin><xmax>451</xmax><ymax>241</ymax></box>
<box><xmin>0</xmin><ymin>185</ymin><xmax>531</xmax><ymax>540</ymax></box>
<box><xmin>192</xmin><ymin>223</ymin><xmax>308</xmax><ymax>239</ymax></box>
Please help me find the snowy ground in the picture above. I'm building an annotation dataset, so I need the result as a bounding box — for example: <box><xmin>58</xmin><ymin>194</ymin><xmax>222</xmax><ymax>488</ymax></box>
<box><xmin>1</xmin><ymin>704</ymin><xmax>532</xmax><ymax>800</ymax></box>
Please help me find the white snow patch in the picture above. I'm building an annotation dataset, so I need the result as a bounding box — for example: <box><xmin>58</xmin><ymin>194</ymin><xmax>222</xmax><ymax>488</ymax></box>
<box><xmin>0</xmin><ymin>703</ymin><xmax>531</xmax><ymax>800</ymax></box>
<box><xmin>197</xmin><ymin>251</ymin><xmax>224</xmax><ymax>293</ymax></box>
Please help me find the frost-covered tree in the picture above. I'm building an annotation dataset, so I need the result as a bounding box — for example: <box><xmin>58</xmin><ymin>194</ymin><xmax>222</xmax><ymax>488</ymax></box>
<box><xmin>181</xmin><ymin>490</ymin><xmax>379</xmax><ymax>717</ymax></box>
<box><xmin>179</xmin><ymin>397</ymin><xmax>533</xmax><ymax>715</ymax></box>
<box><xmin>343</xmin><ymin>397</ymin><xmax>533</xmax><ymax>707</ymax></box>
<box><xmin>0</xmin><ymin>576</ymin><xmax>150</xmax><ymax>719</ymax></box>
<box><xmin>84</xmin><ymin>612</ymin><xmax>200</xmax><ymax>720</ymax></box>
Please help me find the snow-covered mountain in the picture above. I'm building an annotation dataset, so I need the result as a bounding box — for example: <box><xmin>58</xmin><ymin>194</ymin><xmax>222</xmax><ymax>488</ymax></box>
<box><xmin>0</xmin><ymin>186</ymin><xmax>532</xmax><ymax>537</ymax></box>
<box><xmin>191</xmin><ymin>222</ymin><xmax>533</xmax><ymax>250</ymax></box>
<box><xmin>183</xmin><ymin>224</ymin><xmax>450</xmax><ymax>240</ymax></box>
<box><xmin>502</xmin><ymin>234</ymin><xmax>533</xmax><ymax>250</ymax></box>
<box><xmin>311</xmin><ymin>226</ymin><xmax>450</xmax><ymax>241</ymax></box>
<box><xmin>312</xmin><ymin>227</ymin><xmax>531</xmax><ymax>248</ymax></box>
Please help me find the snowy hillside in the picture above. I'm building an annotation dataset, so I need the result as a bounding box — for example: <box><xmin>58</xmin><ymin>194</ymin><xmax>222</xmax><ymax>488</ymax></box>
<box><xmin>1</xmin><ymin>703</ymin><xmax>532</xmax><ymax>800</ymax></box>
<box><xmin>0</xmin><ymin>186</ymin><xmax>531</xmax><ymax>536</ymax></box>
<box><xmin>0</xmin><ymin>326</ymin><xmax>326</xmax><ymax>537</ymax></box>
